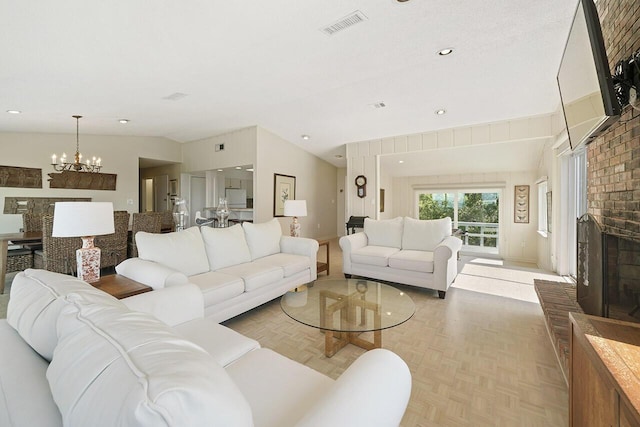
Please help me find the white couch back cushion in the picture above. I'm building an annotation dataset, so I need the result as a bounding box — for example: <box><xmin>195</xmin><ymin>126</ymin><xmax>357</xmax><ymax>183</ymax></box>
<box><xmin>201</xmin><ymin>224</ymin><xmax>252</xmax><ymax>270</ymax></box>
<box><xmin>364</xmin><ymin>217</ymin><xmax>404</xmax><ymax>249</ymax></box>
<box><xmin>136</xmin><ymin>226</ymin><xmax>210</xmax><ymax>276</ymax></box>
<box><xmin>47</xmin><ymin>292</ymin><xmax>253</xmax><ymax>426</ymax></box>
<box><xmin>243</xmin><ymin>219</ymin><xmax>282</xmax><ymax>260</ymax></box>
<box><xmin>6</xmin><ymin>269</ymin><xmax>119</xmax><ymax>361</ymax></box>
<box><xmin>402</xmin><ymin>216</ymin><xmax>452</xmax><ymax>251</ymax></box>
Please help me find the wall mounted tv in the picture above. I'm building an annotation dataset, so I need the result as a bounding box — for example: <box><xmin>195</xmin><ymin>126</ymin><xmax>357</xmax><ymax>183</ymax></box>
<box><xmin>557</xmin><ymin>0</ymin><xmax>621</xmax><ymax>150</ymax></box>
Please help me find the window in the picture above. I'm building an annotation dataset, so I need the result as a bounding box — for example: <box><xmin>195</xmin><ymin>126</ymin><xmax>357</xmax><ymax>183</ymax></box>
<box><xmin>537</xmin><ymin>180</ymin><xmax>548</xmax><ymax>236</ymax></box>
<box><xmin>416</xmin><ymin>189</ymin><xmax>500</xmax><ymax>253</ymax></box>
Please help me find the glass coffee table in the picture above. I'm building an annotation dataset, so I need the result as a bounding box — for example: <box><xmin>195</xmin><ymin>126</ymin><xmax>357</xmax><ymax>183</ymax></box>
<box><xmin>281</xmin><ymin>279</ymin><xmax>415</xmax><ymax>357</ymax></box>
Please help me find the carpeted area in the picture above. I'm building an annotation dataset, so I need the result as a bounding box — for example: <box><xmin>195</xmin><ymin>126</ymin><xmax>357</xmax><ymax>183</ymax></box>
<box><xmin>534</xmin><ymin>278</ymin><xmax>582</xmax><ymax>385</ymax></box>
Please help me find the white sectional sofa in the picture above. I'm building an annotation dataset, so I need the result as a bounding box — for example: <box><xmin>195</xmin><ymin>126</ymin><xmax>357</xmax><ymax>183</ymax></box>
<box><xmin>340</xmin><ymin>217</ymin><xmax>462</xmax><ymax>299</ymax></box>
<box><xmin>116</xmin><ymin>219</ymin><xmax>318</xmax><ymax>322</ymax></box>
<box><xmin>0</xmin><ymin>269</ymin><xmax>412</xmax><ymax>427</ymax></box>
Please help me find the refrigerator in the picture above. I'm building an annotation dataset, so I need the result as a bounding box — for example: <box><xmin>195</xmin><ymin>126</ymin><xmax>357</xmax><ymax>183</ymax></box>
<box><xmin>225</xmin><ymin>189</ymin><xmax>247</xmax><ymax>208</ymax></box>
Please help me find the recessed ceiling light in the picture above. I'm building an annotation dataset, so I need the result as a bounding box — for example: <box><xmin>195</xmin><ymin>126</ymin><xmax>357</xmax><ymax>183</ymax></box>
<box><xmin>398</xmin><ymin>160</ymin><xmax>404</xmax><ymax>164</ymax></box>
<box><xmin>118</xmin><ymin>119</ymin><xmax>129</xmax><ymax>124</ymax></box>
<box><xmin>334</xmin><ymin>154</ymin><xmax>344</xmax><ymax>159</ymax></box>
<box><xmin>246</xmin><ymin>168</ymin><xmax>254</xmax><ymax>172</ymax></box>
<box><xmin>437</xmin><ymin>48</ymin><xmax>453</xmax><ymax>56</ymax></box>
<box><xmin>301</xmin><ymin>135</ymin><xmax>310</xmax><ymax>140</ymax></box>
<box><xmin>217</xmin><ymin>169</ymin><xmax>223</xmax><ymax>172</ymax></box>
<box><xmin>396</xmin><ymin>0</ymin><xmax>411</xmax><ymax>2</ymax></box>
<box><xmin>6</xmin><ymin>110</ymin><xmax>21</xmax><ymax>114</ymax></box>
<box><xmin>235</xmin><ymin>166</ymin><xmax>242</xmax><ymax>170</ymax></box>
<box><xmin>435</xmin><ymin>109</ymin><xmax>447</xmax><ymax>115</ymax></box>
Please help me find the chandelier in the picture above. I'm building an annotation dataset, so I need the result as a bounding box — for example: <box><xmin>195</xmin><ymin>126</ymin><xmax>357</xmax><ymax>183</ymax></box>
<box><xmin>51</xmin><ymin>115</ymin><xmax>102</xmax><ymax>173</ymax></box>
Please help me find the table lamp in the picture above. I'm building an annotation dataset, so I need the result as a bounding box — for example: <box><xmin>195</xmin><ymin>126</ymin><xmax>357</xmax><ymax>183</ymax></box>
<box><xmin>283</xmin><ymin>200</ymin><xmax>307</xmax><ymax>237</ymax></box>
<box><xmin>52</xmin><ymin>202</ymin><xmax>115</xmax><ymax>283</ymax></box>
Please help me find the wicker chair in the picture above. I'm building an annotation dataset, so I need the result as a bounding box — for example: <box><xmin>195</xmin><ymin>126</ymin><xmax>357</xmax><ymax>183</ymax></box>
<box><xmin>22</xmin><ymin>213</ymin><xmax>44</xmax><ymax>232</ymax></box>
<box><xmin>33</xmin><ymin>215</ymin><xmax>82</xmax><ymax>274</ymax></box>
<box><xmin>129</xmin><ymin>212</ymin><xmax>162</xmax><ymax>258</ymax></box>
<box><xmin>95</xmin><ymin>211</ymin><xmax>130</xmax><ymax>269</ymax></box>
<box><xmin>160</xmin><ymin>210</ymin><xmax>175</xmax><ymax>233</ymax></box>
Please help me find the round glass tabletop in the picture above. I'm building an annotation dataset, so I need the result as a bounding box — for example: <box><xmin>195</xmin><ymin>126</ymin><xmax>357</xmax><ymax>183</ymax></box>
<box><xmin>281</xmin><ymin>279</ymin><xmax>415</xmax><ymax>333</ymax></box>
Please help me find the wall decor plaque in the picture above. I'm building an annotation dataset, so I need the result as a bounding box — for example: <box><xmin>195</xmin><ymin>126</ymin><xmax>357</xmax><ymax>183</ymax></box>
<box><xmin>514</xmin><ymin>185</ymin><xmax>530</xmax><ymax>223</ymax></box>
<box><xmin>273</xmin><ymin>173</ymin><xmax>296</xmax><ymax>217</ymax></box>
<box><xmin>0</xmin><ymin>165</ymin><xmax>42</xmax><ymax>188</ymax></box>
<box><xmin>3</xmin><ymin>196</ymin><xmax>92</xmax><ymax>215</ymax></box>
<box><xmin>48</xmin><ymin>171</ymin><xmax>117</xmax><ymax>190</ymax></box>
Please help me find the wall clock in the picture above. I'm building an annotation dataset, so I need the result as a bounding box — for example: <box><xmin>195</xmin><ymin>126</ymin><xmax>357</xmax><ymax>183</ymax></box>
<box><xmin>355</xmin><ymin>175</ymin><xmax>367</xmax><ymax>198</ymax></box>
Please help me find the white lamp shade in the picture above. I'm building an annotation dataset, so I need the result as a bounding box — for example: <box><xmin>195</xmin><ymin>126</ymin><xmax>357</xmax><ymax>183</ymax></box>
<box><xmin>283</xmin><ymin>200</ymin><xmax>307</xmax><ymax>217</ymax></box>
<box><xmin>52</xmin><ymin>202</ymin><xmax>115</xmax><ymax>237</ymax></box>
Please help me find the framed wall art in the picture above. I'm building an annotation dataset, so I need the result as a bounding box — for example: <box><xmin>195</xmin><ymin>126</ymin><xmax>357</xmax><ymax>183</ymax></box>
<box><xmin>514</xmin><ymin>185</ymin><xmax>529</xmax><ymax>223</ymax></box>
<box><xmin>273</xmin><ymin>173</ymin><xmax>296</xmax><ymax>217</ymax></box>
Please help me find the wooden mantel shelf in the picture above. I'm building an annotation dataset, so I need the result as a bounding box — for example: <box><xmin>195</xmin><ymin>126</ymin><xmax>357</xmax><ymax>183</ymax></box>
<box><xmin>570</xmin><ymin>312</ymin><xmax>640</xmax><ymax>426</ymax></box>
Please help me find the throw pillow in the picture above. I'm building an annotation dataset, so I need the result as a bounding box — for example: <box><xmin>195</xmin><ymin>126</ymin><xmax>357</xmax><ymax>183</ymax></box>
<box><xmin>402</xmin><ymin>216</ymin><xmax>452</xmax><ymax>251</ymax></box>
<box><xmin>242</xmin><ymin>219</ymin><xmax>282</xmax><ymax>260</ymax></box>
<box><xmin>201</xmin><ymin>224</ymin><xmax>252</xmax><ymax>270</ymax></box>
<box><xmin>136</xmin><ymin>226</ymin><xmax>210</xmax><ymax>276</ymax></box>
<box><xmin>364</xmin><ymin>217</ymin><xmax>404</xmax><ymax>248</ymax></box>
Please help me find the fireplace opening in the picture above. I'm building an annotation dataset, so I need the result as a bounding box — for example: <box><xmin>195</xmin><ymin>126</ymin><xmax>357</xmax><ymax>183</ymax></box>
<box><xmin>577</xmin><ymin>213</ymin><xmax>640</xmax><ymax>323</ymax></box>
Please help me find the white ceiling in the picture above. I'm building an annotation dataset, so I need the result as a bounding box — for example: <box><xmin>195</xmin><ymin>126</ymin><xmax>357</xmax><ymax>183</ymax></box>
<box><xmin>1</xmin><ymin>1</ymin><xmax>578</xmax><ymax>167</ymax></box>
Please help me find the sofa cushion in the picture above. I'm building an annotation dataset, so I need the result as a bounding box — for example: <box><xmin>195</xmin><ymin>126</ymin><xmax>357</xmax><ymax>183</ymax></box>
<box><xmin>47</xmin><ymin>292</ymin><xmax>253</xmax><ymax>426</ymax></box>
<box><xmin>351</xmin><ymin>246</ymin><xmax>400</xmax><ymax>267</ymax></box>
<box><xmin>402</xmin><ymin>216</ymin><xmax>452</xmax><ymax>251</ymax></box>
<box><xmin>364</xmin><ymin>217</ymin><xmax>403</xmax><ymax>249</ymax></box>
<box><xmin>226</xmin><ymin>348</ymin><xmax>333</xmax><ymax>427</ymax></box>
<box><xmin>173</xmin><ymin>319</ymin><xmax>260</xmax><ymax>367</ymax></box>
<box><xmin>6</xmin><ymin>269</ymin><xmax>120</xmax><ymax>361</ymax></box>
<box><xmin>258</xmin><ymin>253</ymin><xmax>311</xmax><ymax>277</ymax></box>
<box><xmin>389</xmin><ymin>250</ymin><xmax>435</xmax><ymax>273</ymax></box>
<box><xmin>243</xmin><ymin>219</ymin><xmax>282</xmax><ymax>260</ymax></box>
<box><xmin>136</xmin><ymin>226</ymin><xmax>210</xmax><ymax>276</ymax></box>
<box><xmin>201</xmin><ymin>224</ymin><xmax>252</xmax><ymax>270</ymax></box>
<box><xmin>188</xmin><ymin>271</ymin><xmax>245</xmax><ymax>306</ymax></box>
<box><xmin>218</xmin><ymin>262</ymin><xmax>284</xmax><ymax>292</ymax></box>
<box><xmin>0</xmin><ymin>320</ymin><xmax>63</xmax><ymax>427</ymax></box>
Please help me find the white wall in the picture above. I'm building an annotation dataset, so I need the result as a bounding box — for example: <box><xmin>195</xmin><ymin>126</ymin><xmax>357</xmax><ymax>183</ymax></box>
<box><xmin>0</xmin><ymin>132</ymin><xmax>181</xmax><ymax>233</ymax></box>
<box><xmin>255</xmin><ymin>127</ymin><xmax>338</xmax><ymax>239</ymax></box>
<box><xmin>181</xmin><ymin>127</ymin><xmax>257</xmax><ymax>173</ymax></box>
<box><xmin>336</xmin><ymin>168</ymin><xmax>347</xmax><ymax>236</ymax></box>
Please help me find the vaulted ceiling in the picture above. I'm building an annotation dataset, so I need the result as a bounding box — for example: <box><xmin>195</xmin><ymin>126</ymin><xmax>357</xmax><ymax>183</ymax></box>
<box><xmin>1</xmin><ymin>1</ymin><xmax>578</xmax><ymax>167</ymax></box>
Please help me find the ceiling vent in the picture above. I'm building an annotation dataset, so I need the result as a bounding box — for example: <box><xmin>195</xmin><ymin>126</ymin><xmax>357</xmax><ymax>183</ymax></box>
<box><xmin>162</xmin><ymin>92</ymin><xmax>188</xmax><ymax>101</ymax></box>
<box><xmin>372</xmin><ymin>102</ymin><xmax>386</xmax><ymax>109</ymax></box>
<box><xmin>320</xmin><ymin>11</ymin><xmax>368</xmax><ymax>36</ymax></box>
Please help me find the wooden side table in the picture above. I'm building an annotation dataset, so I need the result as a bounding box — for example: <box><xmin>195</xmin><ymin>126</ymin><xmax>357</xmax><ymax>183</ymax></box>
<box><xmin>90</xmin><ymin>274</ymin><xmax>152</xmax><ymax>299</ymax></box>
<box><xmin>317</xmin><ymin>239</ymin><xmax>330</xmax><ymax>276</ymax></box>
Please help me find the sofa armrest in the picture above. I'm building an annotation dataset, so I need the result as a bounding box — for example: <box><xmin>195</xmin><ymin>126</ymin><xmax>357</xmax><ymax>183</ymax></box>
<box><xmin>433</xmin><ymin>236</ymin><xmax>463</xmax><ymax>291</ymax></box>
<box><xmin>115</xmin><ymin>258</ymin><xmax>189</xmax><ymax>290</ymax></box>
<box><xmin>122</xmin><ymin>283</ymin><xmax>204</xmax><ymax>326</ymax></box>
<box><xmin>338</xmin><ymin>232</ymin><xmax>368</xmax><ymax>275</ymax></box>
<box><xmin>295</xmin><ymin>349</ymin><xmax>411</xmax><ymax>427</ymax></box>
<box><xmin>280</xmin><ymin>236</ymin><xmax>319</xmax><ymax>281</ymax></box>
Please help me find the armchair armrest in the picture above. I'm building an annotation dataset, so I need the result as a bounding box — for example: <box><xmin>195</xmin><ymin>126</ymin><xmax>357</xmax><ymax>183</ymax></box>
<box><xmin>115</xmin><ymin>258</ymin><xmax>189</xmax><ymax>290</ymax></box>
<box><xmin>122</xmin><ymin>283</ymin><xmax>204</xmax><ymax>326</ymax></box>
<box><xmin>295</xmin><ymin>349</ymin><xmax>411</xmax><ymax>427</ymax></box>
<box><xmin>339</xmin><ymin>232</ymin><xmax>368</xmax><ymax>274</ymax></box>
<box><xmin>433</xmin><ymin>236</ymin><xmax>463</xmax><ymax>292</ymax></box>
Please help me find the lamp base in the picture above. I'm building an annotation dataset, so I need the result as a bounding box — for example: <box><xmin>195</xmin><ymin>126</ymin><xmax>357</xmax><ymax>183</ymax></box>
<box><xmin>76</xmin><ymin>236</ymin><xmax>101</xmax><ymax>283</ymax></box>
<box><xmin>290</xmin><ymin>217</ymin><xmax>301</xmax><ymax>237</ymax></box>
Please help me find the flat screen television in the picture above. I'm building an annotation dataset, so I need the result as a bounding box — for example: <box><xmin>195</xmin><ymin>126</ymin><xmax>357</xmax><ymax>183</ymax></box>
<box><xmin>557</xmin><ymin>0</ymin><xmax>620</xmax><ymax>150</ymax></box>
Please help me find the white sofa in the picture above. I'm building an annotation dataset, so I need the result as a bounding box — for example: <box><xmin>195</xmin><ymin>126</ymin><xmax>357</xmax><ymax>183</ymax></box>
<box><xmin>116</xmin><ymin>219</ymin><xmax>318</xmax><ymax>322</ymax></box>
<box><xmin>340</xmin><ymin>217</ymin><xmax>462</xmax><ymax>299</ymax></box>
<box><xmin>0</xmin><ymin>269</ymin><xmax>412</xmax><ymax>427</ymax></box>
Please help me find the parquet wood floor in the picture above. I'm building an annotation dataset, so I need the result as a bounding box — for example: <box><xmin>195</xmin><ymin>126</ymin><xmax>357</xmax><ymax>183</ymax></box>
<box><xmin>223</xmin><ymin>239</ymin><xmax>569</xmax><ymax>426</ymax></box>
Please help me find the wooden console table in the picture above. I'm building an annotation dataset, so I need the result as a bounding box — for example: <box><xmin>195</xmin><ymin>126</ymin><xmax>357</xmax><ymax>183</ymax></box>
<box><xmin>317</xmin><ymin>239</ymin><xmax>330</xmax><ymax>275</ymax></box>
<box><xmin>569</xmin><ymin>312</ymin><xmax>640</xmax><ymax>426</ymax></box>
